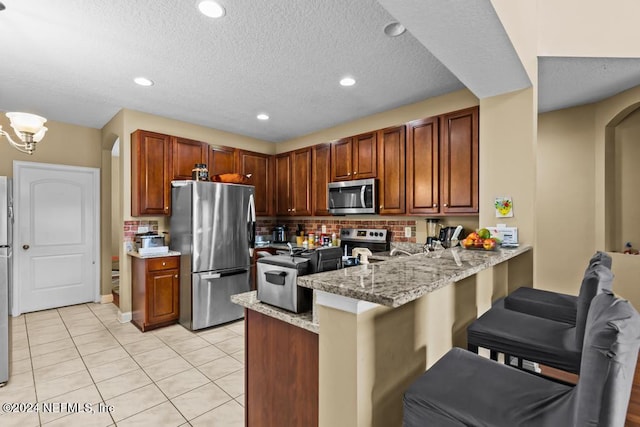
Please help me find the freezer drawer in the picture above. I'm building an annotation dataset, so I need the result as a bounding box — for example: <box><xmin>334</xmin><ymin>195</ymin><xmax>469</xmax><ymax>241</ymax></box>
<box><xmin>181</xmin><ymin>268</ymin><xmax>250</xmax><ymax>330</ymax></box>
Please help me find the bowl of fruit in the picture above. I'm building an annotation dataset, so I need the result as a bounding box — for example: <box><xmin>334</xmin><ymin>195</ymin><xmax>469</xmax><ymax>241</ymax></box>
<box><xmin>461</xmin><ymin>228</ymin><xmax>500</xmax><ymax>251</ymax></box>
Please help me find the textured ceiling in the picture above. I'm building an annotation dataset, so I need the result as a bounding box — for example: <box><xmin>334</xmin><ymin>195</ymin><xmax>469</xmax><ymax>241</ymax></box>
<box><xmin>538</xmin><ymin>57</ymin><xmax>640</xmax><ymax>113</ymax></box>
<box><xmin>1</xmin><ymin>0</ymin><xmax>637</xmax><ymax>143</ymax></box>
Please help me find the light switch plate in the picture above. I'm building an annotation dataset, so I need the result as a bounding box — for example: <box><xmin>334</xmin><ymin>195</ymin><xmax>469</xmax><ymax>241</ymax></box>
<box><xmin>404</xmin><ymin>226</ymin><xmax>412</xmax><ymax>238</ymax></box>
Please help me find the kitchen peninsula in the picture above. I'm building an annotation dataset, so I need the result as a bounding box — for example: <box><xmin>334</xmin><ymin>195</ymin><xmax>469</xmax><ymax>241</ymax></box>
<box><xmin>232</xmin><ymin>245</ymin><xmax>532</xmax><ymax>427</ymax></box>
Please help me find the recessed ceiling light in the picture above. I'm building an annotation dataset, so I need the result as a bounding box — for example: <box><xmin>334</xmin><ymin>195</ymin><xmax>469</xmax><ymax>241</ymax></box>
<box><xmin>384</xmin><ymin>21</ymin><xmax>406</xmax><ymax>37</ymax></box>
<box><xmin>257</xmin><ymin>113</ymin><xmax>269</xmax><ymax>121</ymax></box>
<box><xmin>198</xmin><ymin>0</ymin><xmax>225</xmax><ymax>18</ymax></box>
<box><xmin>340</xmin><ymin>77</ymin><xmax>356</xmax><ymax>87</ymax></box>
<box><xmin>134</xmin><ymin>77</ymin><xmax>154</xmax><ymax>87</ymax></box>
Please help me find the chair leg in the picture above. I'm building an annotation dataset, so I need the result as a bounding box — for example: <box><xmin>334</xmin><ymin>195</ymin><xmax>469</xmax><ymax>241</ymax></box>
<box><xmin>467</xmin><ymin>343</ymin><xmax>479</xmax><ymax>354</ymax></box>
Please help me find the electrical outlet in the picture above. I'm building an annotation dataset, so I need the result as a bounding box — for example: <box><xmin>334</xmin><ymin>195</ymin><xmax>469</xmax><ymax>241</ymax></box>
<box><xmin>137</xmin><ymin>226</ymin><xmax>149</xmax><ymax>233</ymax></box>
<box><xmin>404</xmin><ymin>226</ymin><xmax>412</xmax><ymax>238</ymax></box>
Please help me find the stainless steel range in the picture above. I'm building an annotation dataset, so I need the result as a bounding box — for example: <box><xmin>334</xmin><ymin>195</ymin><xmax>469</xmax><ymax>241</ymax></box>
<box><xmin>340</xmin><ymin>228</ymin><xmax>390</xmax><ymax>256</ymax></box>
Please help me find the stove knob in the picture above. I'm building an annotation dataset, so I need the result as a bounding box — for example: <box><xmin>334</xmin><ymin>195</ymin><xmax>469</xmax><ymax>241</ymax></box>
<box><xmin>369</xmin><ymin>231</ymin><xmax>373</xmax><ymax>236</ymax></box>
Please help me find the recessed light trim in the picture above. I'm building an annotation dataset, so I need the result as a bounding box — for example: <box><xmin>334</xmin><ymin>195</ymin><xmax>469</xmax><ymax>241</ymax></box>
<box><xmin>198</xmin><ymin>0</ymin><xmax>225</xmax><ymax>18</ymax></box>
<box><xmin>134</xmin><ymin>77</ymin><xmax>154</xmax><ymax>87</ymax></box>
<box><xmin>340</xmin><ymin>77</ymin><xmax>356</xmax><ymax>87</ymax></box>
<box><xmin>384</xmin><ymin>21</ymin><xmax>406</xmax><ymax>37</ymax></box>
<box><xmin>257</xmin><ymin>113</ymin><xmax>269</xmax><ymax>121</ymax></box>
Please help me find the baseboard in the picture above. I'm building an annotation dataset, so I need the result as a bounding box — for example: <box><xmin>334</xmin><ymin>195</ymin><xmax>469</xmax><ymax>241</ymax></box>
<box><xmin>117</xmin><ymin>311</ymin><xmax>132</xmax><ymax>323</ymax></box>
<box><xmin>100</xmin><ymin>294</ymin><xmax>114</xmax><ymax>304</ymax></box>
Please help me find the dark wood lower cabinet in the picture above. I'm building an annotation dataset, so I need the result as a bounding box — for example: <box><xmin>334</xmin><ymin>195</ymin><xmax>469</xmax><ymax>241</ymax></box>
<box><xmin>245</xmin><ymin>309</ymin><xmax>318</xmax><ymax>427</ymax></box>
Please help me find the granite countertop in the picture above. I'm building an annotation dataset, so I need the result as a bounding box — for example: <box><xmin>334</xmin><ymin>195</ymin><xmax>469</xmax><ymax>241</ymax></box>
<box><xmin>231</xmin><ymin>291</ymin><xmax>318</xmax><ymax>334</ymax></box>
<box><xmin>297</xmin><ymin>246</ymin><xmax>532</xmax><ymax>308</ymax></box>
<box><xmin>127</xmin><ymin>250</ymin><xmax>181</xmax><ymax>259</ymax></box>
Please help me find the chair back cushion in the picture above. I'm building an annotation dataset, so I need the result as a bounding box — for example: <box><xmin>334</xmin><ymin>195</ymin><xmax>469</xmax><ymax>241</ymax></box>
<box><xmin>574</xmin><ymin>290</ymin><xmax>640</xmax><ymax>427</ymax></box>
<box><xmin>575</xmin><ymin>265</ymin><xmax>614</xmax><ymax>349</ymax></box>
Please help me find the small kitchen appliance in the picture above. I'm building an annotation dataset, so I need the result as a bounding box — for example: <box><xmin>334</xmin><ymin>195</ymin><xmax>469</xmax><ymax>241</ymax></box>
<box><xmin>134</xmin><ymin>232</ymin><xmax>165</xmax><ymax>250</ymax></box>
<box><xmin>425</xmin><ymin>218</ymin><xmax>441</xmax><ymax>246</ymax></box>
<box><xmin>272</xmin><ymin>225</ymin><xmax>288</xmax><ymax>244</ymax></box>
<box><xmin>439</xmin><ymin>226</ymin><xmax>464</xmax><ymax>248</ymax></box>
<box><xmin>257</xmin><ymin>255</ymin><xmax>311</xmax><ymax>313</ymax></box>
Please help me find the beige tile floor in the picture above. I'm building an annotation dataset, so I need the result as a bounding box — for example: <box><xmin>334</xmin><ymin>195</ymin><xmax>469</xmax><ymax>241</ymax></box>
<box><xmin>0</xmin><ymin>303</ymin><xmax>245</xmax><ymax>426</ymax></box>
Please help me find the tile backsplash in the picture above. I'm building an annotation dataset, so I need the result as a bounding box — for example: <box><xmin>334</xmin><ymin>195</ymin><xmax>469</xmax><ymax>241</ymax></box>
<box><xmin>257</xmin><ymin>218</ymin><xmax>416</xmax><ymax>243</ymax></box>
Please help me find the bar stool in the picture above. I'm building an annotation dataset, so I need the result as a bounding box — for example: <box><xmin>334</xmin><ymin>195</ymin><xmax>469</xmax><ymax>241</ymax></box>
<box><xmin>503</xmin><ymin>251</ymin><xmax>612</xmax><ymax>325</ymax></box>
<box><xmin>466</xmin><ymin>263</ymin><xmax>613</xmax><ymax>373</ymax></box>
<box><xmin>404</xmin><ymin>290</ymin><xmax>640</xmax><ymax>427</ymax></box>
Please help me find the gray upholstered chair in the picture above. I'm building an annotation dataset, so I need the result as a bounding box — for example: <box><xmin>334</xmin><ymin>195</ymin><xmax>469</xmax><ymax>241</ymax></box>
<box><xmin>503</xmin><ymin>251</ymin><xmax>612</xmax><ymax>325</ymax></box>
<box><xmin>404</xmin><ymin>290</ymin><xmax>640</xmax><ymax>427</ymax></box>
<box><xmin>466</xmin><ymin>263</ymin><xmax>613</xmax><ymax>373</ymax></box>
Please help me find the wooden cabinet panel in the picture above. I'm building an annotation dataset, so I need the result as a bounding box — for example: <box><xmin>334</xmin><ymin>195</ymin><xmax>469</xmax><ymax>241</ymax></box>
<box><xmin>147</xmin><ymin>270</ymin><xmax>179</xmax><ymax>324</ymax></box>
<box><xmin>208</xmin><ymin>145</ymin><xmax>236</xmax><ymax>175</ymax></box>
<box><xmin>275</xmin><ymin>153</ymin><xmax>292</xmax><ymax>216</ymax></box>
<box><xmin>246</xmin><ymin>309</ymin><xmax>318</xmax><ymax>427</ymax></box>
<box><xmin>378</xmin><ymin>126</ymin><xmax>405</xmax><ymax>214</ymax></box>
<box><xmin>406</xmin><ymin>117</ymin><xmax>440</xmax><ymax>215</ymax></box>
<box><xmin>441</xmin><ymin>107</ymin><xmax>479</xmax><ymax>214</ymax></box>
<box><xmin>131</xmin><ymin>255</ymin><xmax>180</xmax><ymax>332</ymax></box>
<box><xmin>172</xmin><ymin>137</ymin><xmax>209</xmax><ymax>180</ymax></box>
<box><xmin>353</xmin><ymin>131</ymin><xmax>377</xmax><ymax>179</ymax></box>
<box><xmin>236</xmin><ymin>150</ymin><xmax>273</xmax><ymax>216</ymax></box>
<box><xmin>291</xmin><ymin>148</ymin><xmax>312</xmax><ymax>216</ymax></box>
<box><xmin>131</xmin><ymin>130</ymin><xmax>172</xmax><ymax>216</ymax></box>
<box><xmin>330</xmin><ymin>138</ymin><xmax>353</xmax><ymax>181</ymax></box>
<box><xmin>312</xmin><ymin>144</ymin><xmax>331</xmax><ymax>216</ymax></box>
<box><xmin>275</xmin><ymin>148</ymin><xmax>312</xmax><ymax>216</ymax></box>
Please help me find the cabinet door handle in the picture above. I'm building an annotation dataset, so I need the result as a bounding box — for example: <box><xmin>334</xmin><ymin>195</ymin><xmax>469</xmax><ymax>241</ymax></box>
<box><xmin>347</xmin><ymin>172</ymin><xmax>351</xmax><ymax>176</ymax></box>
<box><xmin>380</xmin><ymin>205</ymin><xmax>383</xmax><ymax>209</ymax></box>
<box><xmin>432</xmin><ymin>204</ymin><xmax>438</xmax><ymax>208</ymax></box>
<box><xmin>174</xmin><ymin>275</ymin><xmax>178</xmax><ymax>278</ymax></box>
<box><xmin>287</xmin><ymin>208</ymin><xmax>291</xmax><ymax>212</ymax></box>
<box><xmin>292</xmin><ymin>208</ymin><xmax>296</xmax><ymax>212</ymax></box>
<box><xmin>354</xmin><ymin>171</ymin><xmax>357</xmax><ymax>175</ymax></box>
<box><xmin>444</xmin><ymin>203</ymin><xmax>448</xmax><ymax>207</ymax></box>
<box><xmin>162</xmin><ymin>262</ymin><xmax>166</xmax><ymax>266</ymax></box>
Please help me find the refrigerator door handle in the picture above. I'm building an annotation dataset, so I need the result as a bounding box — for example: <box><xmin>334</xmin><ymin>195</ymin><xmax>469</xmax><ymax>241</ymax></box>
<box><xmin>247</xmin><ymin>194</ymin><xmax>256</xmax><ymax>255</ymax></box>
<box><xmin>201</xmin><ymin>272</ymin><xmax>222</xmax><ymax>280</ymax></box>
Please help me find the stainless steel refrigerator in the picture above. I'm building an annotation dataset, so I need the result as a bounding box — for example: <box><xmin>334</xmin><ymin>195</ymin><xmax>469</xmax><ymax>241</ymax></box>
<box><xmin>0</xmin><ymin>177</ymin><xmax>12</xmax><ymax>386</ymax></box>
<box><xmin>170</xmin><ymin>181</ymin><xmax>255</xmax><ymax>330</ymax></box>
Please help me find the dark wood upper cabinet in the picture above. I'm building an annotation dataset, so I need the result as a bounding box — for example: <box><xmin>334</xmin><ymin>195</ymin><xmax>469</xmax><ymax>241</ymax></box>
<box><xmin>275</xmin><ymin>148</ymin><xmax>312</xmax><ymax>216</ymax></box>
<box><xmin>236</xmin><ymin>150</ymin><xmax>273</xmax><ymax>216</ymax></box>
<box><xmin>275</xmin><ymin>153</ymin><xmax>292</xmax><ymax>216</ymax></box>
<box><xmin>171</xmin><ymin>137</ymin><xmax>209</xmax><ymax>180</ymax></box>
<box><xmin>330</xmin><ymin>137</ymin><xmax>353</xmax><ymax>181</ymax></box>
<box><xmin>441</xmin><ymin>106</ymin><xmax>479</xmax><ymax>214</ymax></box>
<box><xmin>353</xmin><ymin>131</ymin><xmax>377</xmax><ymax>179</ymax></box>
<box><xmin>312</xmin><ymin>144</ymin><xmax>331</xmax><ymax>216</ymax></box>
<box><xmin>378</xmin><ymin>125</ymin><xmax>406</xmax><ymax>215</ymax></box>
<box><xmin>131</xmin><ymin>130</ymin><xmax>172</xmax><ymax>216</ymax></box>
<box><xmin>406</xmin><ymin>116</ymin><xmax>440</xmax><ymax>215</ymax></box>
<box><xmin>330</xmin><ymin>132</ymin><xmax>377</xmax><ymax>182</ymax></box>
<box><xmin>208</xmin><ymin>145</ymin><xmax>236</xmax><ymax>176</ymax></box>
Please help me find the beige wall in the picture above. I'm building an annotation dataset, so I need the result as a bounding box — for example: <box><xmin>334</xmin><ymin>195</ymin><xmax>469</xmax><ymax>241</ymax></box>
<box><xmin>0</xmin><ymin>116</ymin><xmax>101</xmax><ymax>177</ymax></box>
<box><xmin>613</xmin><ymin>108</ymin><xmax>640</xmax><ymax>252</ymax></box>
<box><xmin>537</xmin><ymin>105</ymin><xmax>597</xmax><ymax>294</ymax></box>
<box><xmin>277</xmin><ymin>89</ymin><xmax>478</xmax><ymax>153</ymax></box>
<box><xmin>537</xmin><ymin>0</ymin><xmax>640</xmax><ymax>57</ymax></box>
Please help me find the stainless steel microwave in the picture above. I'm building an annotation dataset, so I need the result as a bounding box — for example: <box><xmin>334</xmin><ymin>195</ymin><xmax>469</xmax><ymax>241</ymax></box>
<box><xmin>328</xmin><ymin>178</ymin><xmax>377</xmax><ymax>215</ymax></box>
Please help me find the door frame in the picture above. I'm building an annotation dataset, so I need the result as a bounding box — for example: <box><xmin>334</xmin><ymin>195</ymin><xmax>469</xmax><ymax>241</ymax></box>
<box><xmin>12</xmin><ymin>161</ymin><xmax>100</xmax><ymax>316</ymax></box>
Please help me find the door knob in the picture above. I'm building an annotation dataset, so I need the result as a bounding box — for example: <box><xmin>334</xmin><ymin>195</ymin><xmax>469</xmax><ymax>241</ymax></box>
<box><xmin>23</xmin><ymin>244</ymin><xmax>30</xmax><ymax>250</ymax></box>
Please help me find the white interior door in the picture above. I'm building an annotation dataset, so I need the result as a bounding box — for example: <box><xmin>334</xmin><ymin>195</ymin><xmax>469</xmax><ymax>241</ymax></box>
<box><xmin>13</xmin><ymin>161</ymin><xmax>100</xmax><ymax>315</ymax></box>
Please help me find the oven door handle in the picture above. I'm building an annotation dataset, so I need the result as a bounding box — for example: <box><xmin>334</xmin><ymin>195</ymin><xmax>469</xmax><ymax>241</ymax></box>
<box><xmin>360</xmin><ymin>185</ymin><xmax>366</xmax><ymax>208</ymax></box>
